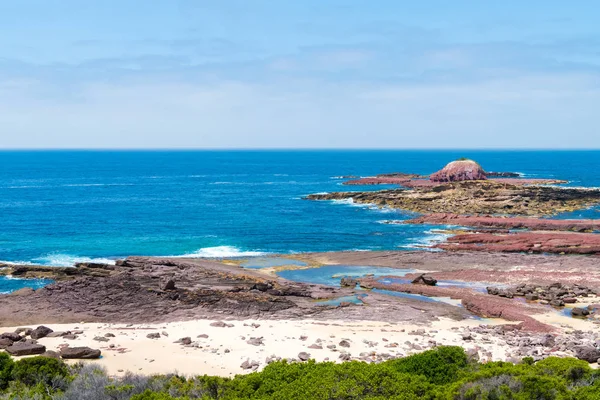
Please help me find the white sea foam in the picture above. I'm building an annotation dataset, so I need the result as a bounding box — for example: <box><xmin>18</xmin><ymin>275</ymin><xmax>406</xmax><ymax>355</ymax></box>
<box><xmin>397</xmin><ymin>230</ymin><xmax>451</xmax><ymax>251</ymax></box>
<box><xmin>177</xmin><ymin>246</ymin><xmax>267</xmax><ymax>258</ymax></box>
<box><xmin>331</xmin><ymin>199</ymin><xmax>398</xmax><ymax>214</ymax></box>
<box><xmin>31</xmin><ymin>254</ymin><xmax>117</xmax><ymax>267</ymax></box>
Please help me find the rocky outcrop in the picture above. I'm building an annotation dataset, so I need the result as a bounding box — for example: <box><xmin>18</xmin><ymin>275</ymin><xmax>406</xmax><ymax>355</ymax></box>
<box><xmin>344</xmin><ymin>173</ymin><xmax>426</xmax><ymax>186</ymax></box>
<box><xmin>437</xmin><ymin>232</ymin><xmax>600</xmax><ymax>255</ymax></box>
<box><xmin>411</xmin><ymin>274</ymin><xmax>437</xmax><ymax>286</ymax></box>
<box><xmin>406</xmin><ymin>214</ymin><xmax>600</xmax><ymax>233</ymax></box>
<box><xmin>357</xmin><ymin>276</ymin><xmax>555</xmax><ymax>332</ymax></box>
<box><xmin>307</xmin><ymin>180</ymin><xmax>600</xmax><ymax>216</ymax></box>
<box><xmin>430</xmin><ymin>160</ymin><xmax>487</xmax><ymax>183</ymax></box>
<box><xmin>340</xmin><ymin>278</ymin><xmax>359</xmax><ymax>288</ymax></box>
<box><xmin>344</xmin><ymin>177</ymin><xmax>414</xmax><ymax>186</ymax></box>
<box><xmin>0</xmin><ymin>257</ymin><xmax>369</xmax><ymax>325</ymax></box>
<box><xmin>486</xmin><ymin>283</ymin><xmax>598</xmax><ymax>307</ymax></box>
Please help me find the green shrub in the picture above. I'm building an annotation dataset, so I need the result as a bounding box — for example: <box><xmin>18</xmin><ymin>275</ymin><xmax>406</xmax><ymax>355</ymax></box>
<box><xmin>130</xmin><ymin>390</ymin><xmax>186</xmax><ymax>400</ymax></box>
<box><xmin>391</xmin><ymin>346</ymin><xmax>469</xmax><ymax>385</ymax></box>
<box><xmin>0</xmin><ymin>353</ymin><xmax>14</xmax><ymax>390</ymax></box>
<box><xmin>11</xmin><ymin>356</ymin><xmax>69</xmax><ymax>388</ymax></box>
<box><xmin>534</xmin><ymin>357</ymin><xmax>591</xmax><ymax>382</ymax></box>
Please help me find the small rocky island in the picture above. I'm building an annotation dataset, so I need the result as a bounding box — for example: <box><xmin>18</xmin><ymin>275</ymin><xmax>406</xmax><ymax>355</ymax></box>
<box><xmin>307</xmin><ymin>159</ymin><xmax>600</xmax><ymax>216</ymax></box>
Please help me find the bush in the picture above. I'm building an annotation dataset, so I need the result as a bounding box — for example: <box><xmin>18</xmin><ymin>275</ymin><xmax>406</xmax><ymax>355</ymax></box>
<box><xmin>130</xmin><ymin>390</ymin><xmax>185</xmax><ymax>400</ymax></box>
<box><xmin>0</xmin><ymin>353</ymin><xmax>14</xmax><ymax>390</ymax></box>
<box><xmin>2</xmin><ymin>347</ymin><xmax>600</xmax><ymax>399</ymax></box>
<box><xmin>11</xmin><ymin>356</ymin><xmax>69</xmax><ymax>389</ymax></box>
<box><xmin>534</xmin><ymin>357</ymin><xmax>592</xmax><ymax>382</ymax></box>
<box><xmin>390</xmin><ymin>346</ymin><xmax>469</xmax><ymax>385</ymax></box>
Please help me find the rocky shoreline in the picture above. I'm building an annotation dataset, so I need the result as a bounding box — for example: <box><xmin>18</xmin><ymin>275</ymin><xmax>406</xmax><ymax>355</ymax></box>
<box><xmin>406</xmin><ymin>214</ymin><xmax>600</xmax><ymax>232</ymax></box>
<box><xmin>2</xmin><ymin>159</ymin><xmax>600</xmax><ymax>369</ymax></box>
<box><xmin>307</xmin><ymin>180</ymin><xmax>600</xmax><ymax>216</ymax></box>
<box><xmin>2</xmin><ymin>251</ymin><xmax>599</xmax><ymax>367</ymax></box>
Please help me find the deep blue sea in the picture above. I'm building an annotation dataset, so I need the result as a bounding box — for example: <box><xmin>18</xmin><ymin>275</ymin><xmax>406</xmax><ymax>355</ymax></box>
<box><xmin>1</xmin><ymin>150</ymin><xmax>599</xmax><ymax>274</ymax></box>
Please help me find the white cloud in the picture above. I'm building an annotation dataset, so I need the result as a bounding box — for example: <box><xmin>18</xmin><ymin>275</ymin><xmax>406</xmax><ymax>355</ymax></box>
<box><xmin>0</xmin><ymin>72</ymin><xmax>598</xmax><ymax>148</ymax></box>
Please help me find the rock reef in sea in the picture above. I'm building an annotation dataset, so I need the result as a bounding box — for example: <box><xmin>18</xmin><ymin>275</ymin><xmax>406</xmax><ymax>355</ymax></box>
<box><xmin>430</xmin><ymin>159</ymin><xmax>487</xmax><ymax>182</ymax></box>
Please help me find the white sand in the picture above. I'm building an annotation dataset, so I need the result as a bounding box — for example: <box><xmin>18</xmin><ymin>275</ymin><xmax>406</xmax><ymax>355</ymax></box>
<box><xmin>2</xmin><ymin>318</ymin><xmax>513</xmax><ymax>377</ymax></box>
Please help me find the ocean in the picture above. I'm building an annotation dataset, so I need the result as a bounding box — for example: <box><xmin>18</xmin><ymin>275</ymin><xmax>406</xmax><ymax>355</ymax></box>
<box><xmin>1</xmin><ymin>150</ymin><xmax>599</xmax><ymax>271</ymax></box>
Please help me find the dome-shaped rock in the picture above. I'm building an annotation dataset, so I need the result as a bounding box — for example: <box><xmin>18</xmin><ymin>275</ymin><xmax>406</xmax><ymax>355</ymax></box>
<box><xmin>430</xmin><ymin>159</ymin><xmax>487</xmax><ymax>182</ymax></box>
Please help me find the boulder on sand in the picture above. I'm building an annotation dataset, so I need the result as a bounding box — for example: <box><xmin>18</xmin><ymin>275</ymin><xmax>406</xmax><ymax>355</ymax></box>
<box><xmin>30</xmin><ymin>326</ymin><xmax>53</xmax><ymax>340</ymax></box>
<box><xmin>5</xmin><ymin>343</ymin><xmax>46</xmax><ymax>356</ymax></box>
<box><xmin>60</xmin><ymin>347</ymin><xmax>102</xmax><ymax>359</ymax></box>
<box><xmin>430</xmin><ymin>159</ymin><xmax>487</xmax><ymax>183</ymax></box>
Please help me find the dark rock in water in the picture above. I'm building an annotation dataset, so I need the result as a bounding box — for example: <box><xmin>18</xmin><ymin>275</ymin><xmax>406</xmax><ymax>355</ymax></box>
<box><xmin>411</xmin><ymin>274</ymin><xmax>437</xmax><ymax>286</ymax></box>
<box><xmin>298</xmin><ymin>352</ymin><xmax>310</xmax><ymax>361</ymax></box>
<box><xmin>430</xmin><ymin>160</ymin><xmax>487</xmax><ymax>183</ymax></box>
<box><xmin>571</xmin><ymin>307</ymin><xmax>590</xmax><ymax>317</ymax></box>
<box><xmin>574</xmin><ymin>346</ymin><xmax>600</xmax><ymax>363</ymax></box>
<box><xmin>6</xmin><ymin>343</ymin><xmax>46</xmax><ymax>356</ymax></box>
<box><xmin>339</xmin><ymin>340</ymin><xmax>351</xmax><ymax>348</ymax></box>
<box><xmin>60</xmin><ymin>347</ymin><xmax>101</xmax><ymax>359</ymax></box>
<box><xmin>340</xmin><ymin>277</ymin><xmax>358</xmax><ymax>288</ymax></box>
<box><xmin>30</xmin><ymin>326</ymin><xmax>53</xmax><ymax>340</ymax></box>
<box><xmin>563</xmin><ymin>297</ymin><xmax>577</xmax><ymax>304</ymax></box>
<box><xmin>525</xmin><ymin>293</ymin><xmax>539</xmax><ymax>301</ymax></box>
<box><xmin>93</xmin><ymin>336</ymin><xmax>110</xmax><ymax>342</ymax></box>
<box><xmin>0</xmin><ymin>332</ymin><xmax>22</xmax><ymax>342</ymax></box>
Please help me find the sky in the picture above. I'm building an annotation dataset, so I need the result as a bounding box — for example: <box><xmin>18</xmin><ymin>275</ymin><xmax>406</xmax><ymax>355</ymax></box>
<box><xmin>1</xmin><ymin>0</ymin><xmax>599</xmax><ymax>149</ymax></box>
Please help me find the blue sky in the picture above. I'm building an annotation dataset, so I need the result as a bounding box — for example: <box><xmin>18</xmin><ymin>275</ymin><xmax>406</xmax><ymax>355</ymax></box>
<box><xmin>1</xmin><ymin>0</ymin><xmax>599</xmax><ymax>148</ymax></box>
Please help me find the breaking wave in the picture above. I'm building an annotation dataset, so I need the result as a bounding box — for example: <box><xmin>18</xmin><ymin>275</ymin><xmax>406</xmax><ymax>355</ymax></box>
<box><xmin>176</xmin><ymin>246</ymin><xmax>267</xmax><ymax>258</ymax></box>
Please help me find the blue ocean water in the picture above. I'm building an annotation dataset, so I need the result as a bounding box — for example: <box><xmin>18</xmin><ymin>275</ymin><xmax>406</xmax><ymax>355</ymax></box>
<box><xmin>0</xmin><ymin>276</ymin><xmax>53</xmax><ymax>293</ymax></box>
<box><xmin>1</xmin><ymin>150</ymin><xmax>599</xmax><ymax>268</ymax></box>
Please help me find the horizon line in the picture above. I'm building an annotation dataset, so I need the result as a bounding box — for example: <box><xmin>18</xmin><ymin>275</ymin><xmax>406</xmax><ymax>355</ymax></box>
<box><xmin>1</xmin><ymin>148</ymin><xmax>600</xmax><ymax>152</ymax></box>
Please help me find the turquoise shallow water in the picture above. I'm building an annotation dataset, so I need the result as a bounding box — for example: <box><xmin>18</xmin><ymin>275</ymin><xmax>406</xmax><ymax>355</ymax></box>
<box><xmin>0</xmin><ymin>276</ymin><xmax>53</xmax><ymax>293</ymax></box>
<box><xmin>1</xmin><ymin>150</ymin><xmax>599</xmax><ymax>291</ymax></box>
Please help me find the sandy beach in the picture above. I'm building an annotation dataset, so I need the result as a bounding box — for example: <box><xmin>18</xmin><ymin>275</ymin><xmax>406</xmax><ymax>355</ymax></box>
<box><xmin>3</xmin><ymin>317</ymin><xmax>518</xmax><ymax>377</ymax></box>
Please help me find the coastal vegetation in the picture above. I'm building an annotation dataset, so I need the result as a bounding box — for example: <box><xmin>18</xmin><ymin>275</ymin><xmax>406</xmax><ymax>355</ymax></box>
<box><xmin>1</xmin><ymin>347</ymin><xmax>600</xmax><ymax>399</ymax></box>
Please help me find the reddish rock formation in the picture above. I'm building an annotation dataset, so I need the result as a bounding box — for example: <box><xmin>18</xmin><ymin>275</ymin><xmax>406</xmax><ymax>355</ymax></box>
<box><xmin>436</xmin><ymin>232</ymin><xmax>600</xmax><ymax>255</ymax></box>
<box><xmin>407</xmin><ymin>214</ymin><xmax>600</xmax><ymax>232</ymax></box>
<box><xmin>430</xmin><ymin>160</ymin><xmax>487</xmax><ymax>183</ymax></box>
<box><xmin>357</xmin><ymin>277</ymin><xmax>554</xmax><ymax>332</ymax></box>
<box><xmin>344</xmin><ymin>177</ymin><xmax>413</xmax><ymax>186</ymax></box>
